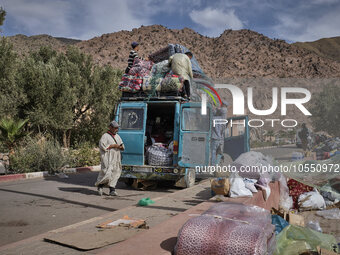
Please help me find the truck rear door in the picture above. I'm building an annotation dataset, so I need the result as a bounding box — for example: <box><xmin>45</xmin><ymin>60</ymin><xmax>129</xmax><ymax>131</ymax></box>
<box><xmin>224</xmin><ymin>115</ymin><xmax>250</xmax><ymax>160</ymax></box>
<box><xmin>115</xmin><ymin>102</ymin><xmax>147</xmax><ymax>165</ymax></box>
<box><xmin>178</xmin><ymin>102</ymin><xmax>211</xmax><ymax>167</ymax></box>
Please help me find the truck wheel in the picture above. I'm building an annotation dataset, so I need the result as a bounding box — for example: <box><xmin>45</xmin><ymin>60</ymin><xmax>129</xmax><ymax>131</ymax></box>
<box><xmin>124</xmin><ymin>178</ymin><xmax>134</xmax><ymax>186</ymax></box>
<box><xmin>185</xmin><ymin>169</ymin><xmax>196</xmax><ymax>188</ymax></box>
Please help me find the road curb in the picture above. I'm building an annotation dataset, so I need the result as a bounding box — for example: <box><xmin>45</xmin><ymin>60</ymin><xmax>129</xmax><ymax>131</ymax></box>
<box><xmin>251</xmin><ymin>144</ymin><xmax>293</xmax><ymax>150</ymax></box>
<box><xmin>0</xmin><ymin>165</ymin><xmax>100</xmax><ymax>183</ymax></box>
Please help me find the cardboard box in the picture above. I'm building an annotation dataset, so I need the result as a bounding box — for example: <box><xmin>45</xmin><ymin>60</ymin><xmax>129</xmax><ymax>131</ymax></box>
<box><xmin>289</xmin><ymin>212</ymin><xmax>305</xmax><ymax>227</ymax></box>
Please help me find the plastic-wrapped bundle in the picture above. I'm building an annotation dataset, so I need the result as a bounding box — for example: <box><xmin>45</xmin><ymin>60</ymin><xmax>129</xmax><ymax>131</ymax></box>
<box><xmin>119</xmin><ymin>74</ymin><xmax>143</xmax><ymax>93</ymax></box>
<box><xmin>175</xmin><ymin>202</ymin><xmax>275</xmax><ymax>255</ymax></box>
<box><xmin>160</xmin><ymin>73</ymin><xmax>184</xmax><ymax>92</ymax></box>
<box><xmin>150</xmin><ymin>60</ymin><xmax>170</xmax><ymax>77</ymax></box>
<box><xmin>147</xmin><ymin>144</ymin><xmax>173</xmax><ymax>166</ymax></box>
<box><xmin>142</xmin><ymin>76</ymin><xmax>161</xmax><ymax>92</ymax></box>
<box><xmin>128</xmin><ymin>58</ymin><xmax>153</xmax><ymax>77</ymax></box>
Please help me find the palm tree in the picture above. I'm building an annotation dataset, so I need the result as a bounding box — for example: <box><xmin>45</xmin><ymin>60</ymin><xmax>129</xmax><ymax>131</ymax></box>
<box><xmin>0</xmin><ymin>118</ymin><xmax>28</xmax><ymax>154</ymax></box>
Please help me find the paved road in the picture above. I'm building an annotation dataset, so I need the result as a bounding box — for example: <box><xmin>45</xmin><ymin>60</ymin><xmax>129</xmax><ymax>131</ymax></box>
<box><xmin>255</xmin><ymin>144</ymin><xmax>303</xmax><ymax>162</ymax></box>
<box><xmin>0</xmin><ymin>145</ymin><xmax>301</xmax><ymax>247</ymax></box>
<box><xmin>0</xmin><ymin>172</ymin><xmax>180</xmax><ymax>246</ymax></box>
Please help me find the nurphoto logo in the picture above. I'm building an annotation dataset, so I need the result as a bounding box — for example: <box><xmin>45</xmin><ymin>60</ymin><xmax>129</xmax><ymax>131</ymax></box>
<box><xmin>201</xmin><ymin>84</ymin><xmax>312</xmax><ymax>128</ymax></box>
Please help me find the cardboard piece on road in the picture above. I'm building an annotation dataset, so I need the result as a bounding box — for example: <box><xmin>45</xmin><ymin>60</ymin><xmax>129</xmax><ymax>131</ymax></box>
<box><xmin>44</xmin><ymin>227</ymin><xmax>143</xmax><ymax>250</ymax></box>
<box><xmin>96</xmin><ymin>215</ymin><xmax>146</xmax><ymax>229</ymax></box>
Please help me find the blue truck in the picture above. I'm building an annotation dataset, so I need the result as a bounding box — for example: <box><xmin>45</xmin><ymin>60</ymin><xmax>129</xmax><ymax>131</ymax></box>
<box><xmin>115</xmin><ymin>97</ymin><xmax>249</xmax><ymax>188</ymax></box>
<box><xmin>115</xmin><ymin>44</ymin><xmax>250</xmax><ymax>188</ymax></box>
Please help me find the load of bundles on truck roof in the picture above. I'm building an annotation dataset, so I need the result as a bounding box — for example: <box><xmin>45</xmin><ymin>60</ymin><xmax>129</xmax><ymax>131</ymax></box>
<box><xmin>118</xmin><ymin>44</ymin><xmax>217</xmax><ymax>101</ymax></box>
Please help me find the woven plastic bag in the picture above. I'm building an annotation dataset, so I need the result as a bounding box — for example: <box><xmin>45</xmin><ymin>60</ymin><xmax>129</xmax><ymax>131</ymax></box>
<box><xmin>147</xmin><ymin>144</ymin><xmax>172</xmax><ymax>166</ymax></box>
<box><xmin>274</xmin><ymin>225</ymin><xmax>338</xmax><ymax>255</ymax></box>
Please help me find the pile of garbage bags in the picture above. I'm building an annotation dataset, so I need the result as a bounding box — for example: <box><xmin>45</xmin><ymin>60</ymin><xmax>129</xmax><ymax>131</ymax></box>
<box><xmin>274</xmin><ymin>225</ymin><xmax>338</xmax><ymax>255</ymax></box>
<box><xmin>175</xmin><ymin>202</ymin><xmax>276</xmax><ymax>255</ymax></box>
<box><xmin>215</xmin><ymin>151</ymin><xmax>277</xmax><ymax>201</ymax></box>
<box><xmin>282</xmin><ymin>154</ymin><xmax>340</xmax><ymax>209</ymax></box>
<box><xmin>313</xmin><ymin>136</ymin><xmax>340</xmax><ymax>160</ymax></box>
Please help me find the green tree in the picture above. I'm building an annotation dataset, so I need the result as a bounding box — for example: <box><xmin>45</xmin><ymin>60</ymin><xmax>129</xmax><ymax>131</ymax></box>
<box><xmin>18</xmin><ymin>46</ymin><xmax>122</xmax><ymax>147</ymax></box>
<box><xmin>0</xmin><ymin>38</ymin><xmax>25</xmax><ymax>119</ymax></box>
<box><xmin>310</xmin><ymin>83</ymin><xmax>340</xmax><ymax>137</ymax></box>
<box><xmin>0</xmin><ymin>7</ymin><xmax>6</xmax><ymax>27</ymax></box>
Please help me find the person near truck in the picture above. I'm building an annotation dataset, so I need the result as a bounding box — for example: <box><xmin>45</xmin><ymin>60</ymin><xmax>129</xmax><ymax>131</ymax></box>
<box><xmin>125</xmin><ymin>41</ymin><xmax>148</xmax><ymax>74</ymax></box>
<box><xmin>168</xmin><ymin>52</ymin><xmax>193</xmax><ymax>99</ymax></box>
<box><xmin>211</xmin><ymin>101</ymin><xmax>229</xmax><ymax>165</ymax></box>
<box><xmin>95</xmin><ymin>121</ymin><xmax>125</xmax><ymax>196</ymax></box>
<box><xmin>298</xmin><ymin>123</ymin><xmax>310</xmax><ymax>155</ymax></box>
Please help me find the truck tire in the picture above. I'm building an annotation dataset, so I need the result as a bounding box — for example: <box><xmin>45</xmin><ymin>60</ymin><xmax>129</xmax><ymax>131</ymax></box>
<box><xmin>185</xmin><ymin>168</ymin><xmax>196</xmax><ymax>188</ymax></box>
<box><xmin>123</xmin><ymin>178</ymin><xmax>134</xmax><ymax>186</ymax></box>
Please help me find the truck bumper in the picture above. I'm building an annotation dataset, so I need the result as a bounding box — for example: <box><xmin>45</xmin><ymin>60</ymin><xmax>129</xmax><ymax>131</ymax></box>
<box><xmin>120</xmin><ymin>165</ymin><xmax>185</xmax><ymax>181</ymax></box>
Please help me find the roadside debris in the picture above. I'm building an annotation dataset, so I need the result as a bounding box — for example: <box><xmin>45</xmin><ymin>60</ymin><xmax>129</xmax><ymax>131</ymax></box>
<box><xmin>275</xmin><ymin>225</ymin><xmax>338</xmax><ymax>255</ymax></box>
<box><xmin>96</xmin><ymin>215</ymin><xmax>147</xmax><ymax>229</ymax></box>
<box><xmin>138</xmin><ymin>197</ymin><xmax>155</xmax><ymax>206</ymax></box>
<box><xmin>203</xmin><ymin>149</ymin><xmax>340</xmax><ymax>254</ymax></box>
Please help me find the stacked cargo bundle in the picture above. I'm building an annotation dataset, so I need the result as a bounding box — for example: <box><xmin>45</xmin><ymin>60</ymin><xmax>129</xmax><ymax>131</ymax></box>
<box><xmin>119</xmin><ymin>44</ymin><xmax>207</xmax><ymax>97</ymax></box>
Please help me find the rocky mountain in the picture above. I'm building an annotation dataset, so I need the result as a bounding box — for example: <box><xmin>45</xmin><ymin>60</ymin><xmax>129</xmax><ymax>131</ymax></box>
<box><xmin>294</xmin><ymin>36</ymin><xmax>340</xmax><ymax>63</ymax></box>
<box><xmin>8</xmin><ymin>34</ymin><xmax>80</xmax><ymax>56</ymax></box>
<box><xmin>8</xmin><ymin>25</ymin><xmax>340</xmax><ymax>78</ymax></box>
<box><xmin>7</xmin><ymin>25</ymin><xmax>340</xmax><ymax>131</ymax></box>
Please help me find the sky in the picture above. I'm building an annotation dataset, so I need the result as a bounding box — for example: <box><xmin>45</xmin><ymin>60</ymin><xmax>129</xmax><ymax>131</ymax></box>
<box><xmin>0</xmin><ymin>0</ymin><xmax>340</xmax><ymax>42</ymax></box>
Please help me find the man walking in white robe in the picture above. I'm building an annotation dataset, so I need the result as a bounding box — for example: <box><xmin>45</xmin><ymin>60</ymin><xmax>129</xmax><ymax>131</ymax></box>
<box><xmin>95</xmin><ymin>121</ymin><xmax>124</xmax><ymax>196</ymax></box>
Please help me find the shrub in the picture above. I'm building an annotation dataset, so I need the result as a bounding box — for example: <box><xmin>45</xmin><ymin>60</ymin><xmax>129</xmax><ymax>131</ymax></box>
<box><xmin>69</xmin><ymin>142</ymin><xmax>100</xmax><ymax>167</ymax></box>
<box><xmin>9</xmin><ymin>136</ymin><xmax>68</xmax><ymax>174</ymax></box>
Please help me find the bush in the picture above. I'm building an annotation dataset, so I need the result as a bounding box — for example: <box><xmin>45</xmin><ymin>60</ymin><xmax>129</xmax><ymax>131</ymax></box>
<box><xmin>69</xmin><ymin>142</ymin><xmax>100</xmax><ymax>167</ymax></box>
<box><xmin>250</xmin><ymin>140</ymin><xmax>276</xmax><ymax>148</ymax></box>
<box><xmin>9</xmin><ymin>136</ymin><xmax>68</xmax><ymax>174</ymax></box>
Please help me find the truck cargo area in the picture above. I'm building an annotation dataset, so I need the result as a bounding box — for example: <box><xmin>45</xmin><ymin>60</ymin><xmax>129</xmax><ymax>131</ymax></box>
<box><xmin>145</xmin><ymin>102</ymin><xmax>176</xmax><ymax>165</ymax></box>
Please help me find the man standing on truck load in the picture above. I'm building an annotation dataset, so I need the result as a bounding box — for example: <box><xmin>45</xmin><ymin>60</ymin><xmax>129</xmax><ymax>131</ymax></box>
<box><xmin>211</xmin><ymin>101</ymin><xmax>229</xmax><ymax>165</ymax></box>
<box><xmin>95</xmin><ymin>121</ymin><xmax>125</xmax><ymax>196</ymax></box>
<box><xmin>169</xmin><ymin>52</ymin><xmax>193</xmax><ymax>100</ymax></box>
<box><xmin>125</xmin><ymin>41</ymin><xmax>148</xmax><ymax>74</ymax></box>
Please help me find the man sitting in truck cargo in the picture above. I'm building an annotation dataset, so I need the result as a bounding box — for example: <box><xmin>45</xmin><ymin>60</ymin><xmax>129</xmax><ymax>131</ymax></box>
<box><xmin>95</xmin><ymin>121</ymin><xmax>124</xmax><ymax>196</ymax></box>
<box><xmin>168</xmin><ymin>52</ymin><xmax>193</xmax><ymax>100</ymax></box>
<box><xmin>125</xmin><ymin>41</ymin><xmax>148</xmax><ymax>74</ymax></box>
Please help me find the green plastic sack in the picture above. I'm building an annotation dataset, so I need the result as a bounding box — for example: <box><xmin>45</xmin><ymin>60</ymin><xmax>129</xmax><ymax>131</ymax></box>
<box><xmin>274</xmin><ymin>225</ymin><xmax>338</xmax><ymax>255</ymax></box>
<box><xmin>138</xmin><ymin>197</ymin><xmax>155</xmax><ymax>206</ymax></box>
